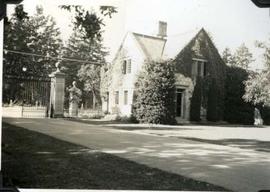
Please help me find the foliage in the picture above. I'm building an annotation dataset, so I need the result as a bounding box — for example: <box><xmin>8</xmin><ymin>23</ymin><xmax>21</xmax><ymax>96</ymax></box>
<box><xmin>133</xmin><ymin>60</ymin><xmax>176</xmax><ymax>125</ymax></box>
<box><xmin>190</xmin><ymin>77</ymin><xmax>202</xmax><ymax>121</ymax></box>
<box><xmin>260</xmin><ymin>106</ymin><xmax>270</xmax><ymax>125</ymax></box>
<box><xmin>243</xmin><ymin>37</ymin><xmax>270</xmax><ymax>107</ymax></box>
<box><xmin>4</xmin><ymin>5</ymin><xmax>63</xmax><ymax>77</ymax></box>
<box><xmin>59</xmin><ymin>5</ymin><xmax>117</xmax><ymax>41</ymax></box>
<box><xmin>173</xmin><ymin>29</ymin><xmax>226</xmax><ymax>121</ymax></box>
<box><xmin>60</xmin><ymin>5</ymin><xmax>113</xmax><ymax>108</ymax></box>
<box><xmin>223</xmin><ymin>44</ymin><xmax>254</xmax><ymax>70</ymax></box>
<box><xmin>3</xmin><ymin>5</ymin><xmax>62</xmax><ymax>103</ymax></box>
<box><xmin>243</xmin><ymin>70</ymin><xmax>270</xmax><ymax>107</ymax></box>
<box><xmin>61</xmin><ymin>29</ymin><xmax>107</xmax><ymax>108</ymax></box>
<box><xmin>222</xmin><ymin>47</ymin><xmax>236</xmax><ymax>66</ymax></box>
<box><xmin>225</xmin><ymin>43</ymin><xmax>254</xmax><ymax>69</ymax></box>
<box><xmin>224</xmin><ymin>66</ymin><xmax>254</xmax><ymax>124</ymax></box>
<box><xmin>206</xmin><ymin>78</ymin><xmax>220</xmax><ymax>121</ymax></box>
<box><xmin>255</xmin><ymin>38</ymin><xmax>270</xmax><ymax>69</ymax></box>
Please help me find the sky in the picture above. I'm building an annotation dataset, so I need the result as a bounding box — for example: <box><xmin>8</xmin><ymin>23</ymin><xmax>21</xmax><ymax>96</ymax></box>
<box><xmin>6</xmin><ymin>0</ymin><xmax>270</xmax><ymax>70</ymax></box>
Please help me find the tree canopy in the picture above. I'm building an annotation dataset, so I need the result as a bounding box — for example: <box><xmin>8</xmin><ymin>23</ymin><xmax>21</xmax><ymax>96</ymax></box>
<box><xmin>222</xmin><ymin>44</ymin><xmax>254</xmax><ymax>70</ymax></box>
<box><xmin>4</xmin><ymin>5</ymin><xmax>63</xmax><ymax>77</ymax></box>
<box><xmin>243</xmin><ymin>37</ymin><xmax>270</xmax><ymax>107</ymax></box>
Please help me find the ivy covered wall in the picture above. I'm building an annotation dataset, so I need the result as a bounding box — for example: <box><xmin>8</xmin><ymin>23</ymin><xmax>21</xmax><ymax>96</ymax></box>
<box><xmin>174</xmin><ymin>28</ymin><xmax>226</xmax><ymax>121</ymax></box>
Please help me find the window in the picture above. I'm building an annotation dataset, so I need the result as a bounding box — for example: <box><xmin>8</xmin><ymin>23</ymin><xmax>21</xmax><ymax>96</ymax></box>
<box><xmin>124</xmin><ymin>90</ymin><xmax>128</xmax><ymax>105</ymax></box>
<box><xmin>122</xmin><ymin>59</ymin><xmax>131</xmax><ymax>74</ymax></box>
<box><xmin>192</xmin><ymin>59</ymin><xmax>207</xmax><ymax>77</ymax></box>
<box><xmin>122</xmin><ymin>60</ymin><xmax>127</xmax><ymax>74</ymax></box>
<box><xmin>127</xmin><ymin>59</ymin><xmax>132</xmax><ymax>73</ymax></box>
<box><xmin>115</xmin><ymin>91</ymin><xmax>119</xmax><ymax>105</ymax></box>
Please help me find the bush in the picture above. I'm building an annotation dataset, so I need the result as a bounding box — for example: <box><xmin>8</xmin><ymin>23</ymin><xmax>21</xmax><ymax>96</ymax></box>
<box><xmin>261</xmin><ymin>106</ymin><xmax>270</xmax><ymax>125</ymax></box>
<box><xmin>133</xmin><ymin>60</ymin><xmax>176</xmax><ymax>125</ymax></box>
<box><xmin>224</xmin><ymin>66</ymin><xmax>254</xmax><ymax>124</ymax></box>
<box><xmin>190</xmin><ymin>77</ymin><xmax>202</xmax><ymax>121</ymax></box>
<box><xmin>207</xmin><ymin>78</ymin><xmax>219</xmax><ymax>121</ymax></box>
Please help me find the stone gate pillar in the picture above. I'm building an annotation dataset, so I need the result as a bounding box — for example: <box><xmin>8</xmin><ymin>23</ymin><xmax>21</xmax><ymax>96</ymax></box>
<box><xmin>49</xmin><ymin>62</ymin><xmax>65</xmax><ymax>118</ymax></box>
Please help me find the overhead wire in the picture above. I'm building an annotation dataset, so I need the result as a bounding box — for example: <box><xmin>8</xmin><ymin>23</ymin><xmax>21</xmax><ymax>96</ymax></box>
<box><xmin>3</xmin><ymin>49</ymin><xmax>104</xmax><ymax>65</ymax></box>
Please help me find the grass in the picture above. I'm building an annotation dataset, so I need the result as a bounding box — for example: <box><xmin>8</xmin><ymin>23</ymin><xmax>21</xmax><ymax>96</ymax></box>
<box><xmin>2</xmin><ymin>122</ymin><xmax>228</xmax><ymax>191</ymax></box>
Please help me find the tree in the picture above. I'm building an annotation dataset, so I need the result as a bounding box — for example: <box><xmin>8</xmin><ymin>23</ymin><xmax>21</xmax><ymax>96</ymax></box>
<box><xmin>29</xmin><ymin>6</ymin><xmax>63</xmax><ymax>74</ymax></box>
<box><xmin>222</xmin><ymin>47</ymin><xmax>236</xmax><ymax>66</ymax></box>
<box><xmin>244</xmin><ymin>70</ymin><xmax>270</xmax><ymax>106</ymax></box>
<box><xmin>224</xmin><ymin>66</ymin><xmax>254</xmax><ymax>124</ymax></box>
<box><xmin>133</xmin><ymin>60</ymin><xmax>176</xmax><ymax>124</ymax></box>
<box><xmin>233</xmin><ymin>43</ymin><xmax>254</xmax><ymax>70</ymax></box>
<box><xmin>60</xmin><ymin>5</ymin><xmax>115</xmax><ymax>109</ymax></box>
<box><xmin>244</xmin><ymin>38</ymin><xmax>270</xmax><ymax>107</ymax></box>
<box><xmin>4</xmin><ymin>5</ymin><xmax>63</xmax><ymax>77</ymax></box>
<box><xmin>60</xmin><ymin>5</ymin><xmax>117</xmax><ymax>41</ymax></box>
<box><xmin>243</xmin><ymin>37</ymin><xmax>270</xmax><ymax>124</ymax></box>
<box><xmin>3</xmin><ymin>5</ymin><xmax>62</xmax><ymax>103</ymax></box>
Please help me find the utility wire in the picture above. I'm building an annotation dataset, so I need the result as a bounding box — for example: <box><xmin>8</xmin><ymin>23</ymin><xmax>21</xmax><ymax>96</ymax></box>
<box><xmin>3</xmin><ymin>49</ymin><xmax>104</xmax><ymax>65</ymax></box>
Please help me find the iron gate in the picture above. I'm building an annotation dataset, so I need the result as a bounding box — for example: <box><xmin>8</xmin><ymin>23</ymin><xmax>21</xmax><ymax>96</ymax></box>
<box><xmin>2</xmin><ymin>75</ymin><xmax>51</xmax><ymax>118</ymax></box>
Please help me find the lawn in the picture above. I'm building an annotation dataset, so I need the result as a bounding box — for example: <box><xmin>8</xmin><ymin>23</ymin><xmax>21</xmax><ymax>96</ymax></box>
<box><xmin>2</xmin><ymin>122</ymin><xmax>228</xmax><ymax>191</ymax></box>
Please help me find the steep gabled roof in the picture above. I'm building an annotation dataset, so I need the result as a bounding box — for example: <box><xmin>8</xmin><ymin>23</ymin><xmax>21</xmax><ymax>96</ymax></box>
<box><xmin>163</xmin><ymin>28</ymin><xmax>199</xmax><ymax>59</ymax></box>
<box><xmin>132</xmin><ymin>32</ymin><xmax>167</xmax><ymax>60</ymax></box>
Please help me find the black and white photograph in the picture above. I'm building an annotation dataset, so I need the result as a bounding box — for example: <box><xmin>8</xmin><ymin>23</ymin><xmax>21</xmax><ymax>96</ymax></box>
<box><xmin>1</xmin><ymin>0</ymin><xmax>270</xmax><ymax>191</ymax></box>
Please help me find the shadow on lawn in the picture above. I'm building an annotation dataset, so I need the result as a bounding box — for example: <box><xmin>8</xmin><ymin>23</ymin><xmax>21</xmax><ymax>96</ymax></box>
<box><xmin>2</xmin><ymin>122</ymin><xmax>228</xmax><ymax>191</ymax></box>
<box><xmin>177</xmin><ymin>137</ymin><xmax>270</xmax><ymax>153</ymax></box>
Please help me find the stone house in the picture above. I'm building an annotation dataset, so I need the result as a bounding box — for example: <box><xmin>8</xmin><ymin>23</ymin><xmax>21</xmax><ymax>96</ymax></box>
<box><xmin>101</xmin><ymin>22</ymin><xmax>226</xmax><ymax>123</ymax></box>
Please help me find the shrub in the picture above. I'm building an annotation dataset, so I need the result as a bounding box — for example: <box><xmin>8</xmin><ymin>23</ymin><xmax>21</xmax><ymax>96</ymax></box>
<box><xmin>224</xmin><ymin>66</ymin><xmax>254</xmax><ymax>124</ymax></box>
<box><xmin>261</xmin><ymin>106</ymin><xmax>270</xmax><ymax>125</ymax></box>
<box><xmin>190</xmin><ymin>77</ymin><xmax>202</xmax><ymax>121</ymax></box>
<box><xmin>133</xmin><ymin>60</ymin><xmax>176</xmax><ymax>125</ymax></box>
<box><xmin>207</xmin><ymin>78</ymin><xmax>219</xmax><ymax>121</ymax></box>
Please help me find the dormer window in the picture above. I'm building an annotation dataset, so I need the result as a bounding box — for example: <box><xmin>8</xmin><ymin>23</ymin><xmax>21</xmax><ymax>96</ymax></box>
<box><xmin>192</xmin><ymin>58</ymin><xmax>207</xmax><ymax>77</ymax></box>
<box><xmin>122</xmin><ymin>59</ymin><xmax>131</xmax><ymax>74</ymax></box>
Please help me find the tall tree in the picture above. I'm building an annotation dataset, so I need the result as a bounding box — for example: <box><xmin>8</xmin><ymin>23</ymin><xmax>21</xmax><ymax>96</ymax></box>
<box><xmin>4</xmin><ymin>5</ymin><xmax>32</xmax><ymax>76</ymax></box>
<box><xmin>60</xmin><ymin>5</ymin><xmax>116</xmax><ymax>108</ymax></box>
<box><xmin>233</xmin><ymin>43</ymin><xmax>254</xmax><ymax>70</ymax></box>
<box><xmin>222</xmin><ymin>47</ymin><xmax>236</xmax><ymax>66</ymax></box>
<box><xmin>244</xmin><ymin>38</ymin><xmax>270</xmax><ymax>107</ymax></box>
<box><xmin>4</xmin><ymin>5</ymin><xmax>62</xmax><ymax>77</ymax></box>
<box><xmin>29</xmin><ymin>6</ymin><xmax>63</xmax><ymax>74</ymax></box>
<box><xmin>62</xmin><ymin>29</ymin><xmax>107</xmax><ymax>107</ymax></box>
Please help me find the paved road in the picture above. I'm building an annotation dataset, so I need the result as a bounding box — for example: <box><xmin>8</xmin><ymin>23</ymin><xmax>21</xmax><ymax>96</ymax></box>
<box><xmin>3</xmin><ymin>118</ymin><xmax>270</xmax><ymax>192</ymax></box>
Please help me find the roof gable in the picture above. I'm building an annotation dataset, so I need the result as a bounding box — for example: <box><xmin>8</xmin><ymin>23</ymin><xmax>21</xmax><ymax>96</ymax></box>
<box><xmin>132</xmin><ymin>32</ymin><xmax>166</xmax><ymax>60</ymax></box>
<box><xmin>175</xmin><ymin>28</ymin><xmax>222</xmax><ymax>60</ymax></box>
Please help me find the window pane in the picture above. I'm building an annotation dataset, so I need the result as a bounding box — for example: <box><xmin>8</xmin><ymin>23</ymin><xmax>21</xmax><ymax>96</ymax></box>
<box><xmin>124</xmin><ymin>91</ymin><xmax>128</xmax><ymax>105</ymax></box>
<box><xmin>127</xmin><ymin>59</ymin><xmax>131</xmax><ymax>73</ymax></box>
<box><xmin>115</xmin><ymin>91</ymin><xmax>119</xmax><ymax>104</ymax></box>
<box><xmin>192</xmin><ymin>60</ymin><xmax>198</xmax><ymax>76</ymax></box>
<box><xmin>122</xmin><ymin>60</ymin><xmax>127</xmax><ymax>74</ymax></box>
<box><xmin>203</xmin><ymin>62</ymin><xmax>207</xmax><ymax>76</ymax></box>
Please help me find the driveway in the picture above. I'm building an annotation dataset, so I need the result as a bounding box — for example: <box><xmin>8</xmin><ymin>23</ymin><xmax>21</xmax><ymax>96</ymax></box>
<box><xmin>3</xmin><ymin>118</ymin><xmax>270</xmax><ymax>192</ymax></box>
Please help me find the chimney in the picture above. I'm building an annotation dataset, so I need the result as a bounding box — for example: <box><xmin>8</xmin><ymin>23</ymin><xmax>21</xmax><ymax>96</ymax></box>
<box><xmin>157</xmin><ymin>21</ymin><xmax>167</xmax><ymax>39</ymax></box>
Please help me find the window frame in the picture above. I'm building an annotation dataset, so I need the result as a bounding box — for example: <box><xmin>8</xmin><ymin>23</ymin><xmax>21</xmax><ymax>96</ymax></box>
<box><xmin>124</xmin><ymin>90</ymin><xmax>128</xmax><ymax>105</ymax></box>
<box><xmin>115</xmin><ymin>91</ymin><xmax>119</xmax><ymax>105</ymax></box>
<box><xmin>192</xmin><ymin>58</ymin><xmax>207</xmax><ymax>77</ymax></box>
